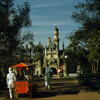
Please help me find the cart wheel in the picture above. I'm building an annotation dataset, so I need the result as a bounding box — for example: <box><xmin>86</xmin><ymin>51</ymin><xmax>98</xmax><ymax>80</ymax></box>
<box><xmin>29</xmin><ymin>95</ymin><xmax>32</xmax><ymax>99</ymax></box>
<box><xmin>29</xmin><ymin>87</ymin><xmax>33</xmax><ymax>99</ymax></box>
<box><xmin>30</xmin><ymin>91</ymin><xmax>33</xmax><ymax>99</ymax></box>
<box><xmin>15</xmin><ymin>91</ymin><xmax>18</xmax><ymax>98</ymax></box>
<box><xmin>29</xmin><ymin>92</ymin><xmax>32</xmax><ymax>99</ymax></box>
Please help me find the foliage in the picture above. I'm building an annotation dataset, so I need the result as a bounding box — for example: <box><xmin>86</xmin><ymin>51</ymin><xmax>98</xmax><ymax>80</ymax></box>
<box><xmin>66</xmin><ymin>0</ymin><xmax>100</xmax><ymax>72</ymax></box>
<box><xmin>0</xmin><ymin>0</ymin><xmax>32</xmax><ymax>73</ymax></box>
<box><xmin>33</xmin><ymin>42</ymin><xmax>44</xmax><ymax>62</ymax></box>
<box><xmin>64</xmin><ymin>46</ymin><xmax>91</xmax><ymax>72</ymax></box>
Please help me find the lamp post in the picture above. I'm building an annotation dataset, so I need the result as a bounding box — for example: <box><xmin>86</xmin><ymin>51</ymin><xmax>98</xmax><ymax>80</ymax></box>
<box><xmin>65</xmin><ymin>55</ymin><xmax>68</xmax><ymax>76</ymax></box>
<box><xmin>28</xmin><ymin>44</ymin><xmax>32</xmax><ymax>63</ymax></box>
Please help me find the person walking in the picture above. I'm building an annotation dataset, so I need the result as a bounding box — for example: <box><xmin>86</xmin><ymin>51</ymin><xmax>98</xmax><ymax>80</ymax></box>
<box><xmin>6</xmin><ymin>68</ymin><xmax>16</xmax><ymax>99</ymax></box>
<box><xmin>45</xmin><ymin>64</ymin><xmax>52</xmax><ymax>89</ymax></box>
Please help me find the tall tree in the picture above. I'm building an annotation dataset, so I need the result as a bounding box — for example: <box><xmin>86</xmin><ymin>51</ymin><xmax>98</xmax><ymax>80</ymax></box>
<box><xmin>0</xmin><ymin>0</ymin><xmax>31</xmax><ymax>71</ymax></box>
<box><xmin>67</xmin><ymin>0</ymin><xmax>100</xmax><ymax>72</ymax></box>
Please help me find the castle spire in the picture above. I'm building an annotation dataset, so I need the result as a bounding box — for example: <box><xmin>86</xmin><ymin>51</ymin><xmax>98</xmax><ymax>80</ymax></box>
<box><xmin>53</xmin><ymin>24</ymin><xmax>60</xmax><ymax>50</ymax></box>
<box><xmin>63</xmin><ymin>40</ymin><xmax>64</xmax><ymax>50</ymax></box>
<box><xmin>55</xmin><ymin>23</ymin><xmax>57</xmax><ymax>31</ymax></box>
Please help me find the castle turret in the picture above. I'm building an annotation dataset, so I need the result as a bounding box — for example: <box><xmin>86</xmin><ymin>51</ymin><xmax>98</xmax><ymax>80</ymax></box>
<box><xmin>53</xmin><ymin>24</ymin><xmax>60</xmax><ymax>50</ymax></box>
<box><xmin>48</xmin><ymin>37</ymin><xmax>50</xmax><ymax>46</ymax></box>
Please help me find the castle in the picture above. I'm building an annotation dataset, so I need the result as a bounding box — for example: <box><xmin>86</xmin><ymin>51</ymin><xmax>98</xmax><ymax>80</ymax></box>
<box><xmin>34</xmin><ymin>25</ymin><xmax>77</xmax><ymax>77</ymax></box>
<box><xmin>44</xmin><ymin>24</ymin><xmax>67</xmax><ymax>76</ymax></box>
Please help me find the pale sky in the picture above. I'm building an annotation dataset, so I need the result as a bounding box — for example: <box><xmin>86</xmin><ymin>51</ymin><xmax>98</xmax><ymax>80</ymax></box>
<box><xmin>14</xmin><ymin>0</ymin><xmax>86</xmax><ymax>50</ymax></box>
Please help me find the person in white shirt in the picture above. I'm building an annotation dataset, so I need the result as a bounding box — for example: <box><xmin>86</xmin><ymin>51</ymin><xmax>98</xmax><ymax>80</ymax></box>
<box><xmin>6</xmin><ymin>68</ymin><xmax>16</xmax><ymax>99</ymax></box>
<box><xmin>45</xmin><ymin>65</ymin><xmax>52</xmax><ymax>89</ymax></box>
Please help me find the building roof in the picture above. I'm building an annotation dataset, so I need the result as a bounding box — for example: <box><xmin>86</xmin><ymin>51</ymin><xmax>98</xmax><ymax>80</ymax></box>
<box><xmin>48</xmin><ymin>38</ymin><xmax>55</xmax><ymax>48</ymax></box>
<box><xmin>54</xmin><ymin>24</ymin><xmax>58</xmax><ymax>31</ymax></box>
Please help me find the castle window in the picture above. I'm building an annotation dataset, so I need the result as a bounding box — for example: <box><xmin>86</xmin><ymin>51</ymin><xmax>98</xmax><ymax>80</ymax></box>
<box><xmin>51</xmin><ymin>48</ymin><xmax>52</xmax><ymax>52</ymax></box>
<box><xmin>51</xmin><ymin>54</ymin><xmax>53</xmax><ymax>58</ymax></box>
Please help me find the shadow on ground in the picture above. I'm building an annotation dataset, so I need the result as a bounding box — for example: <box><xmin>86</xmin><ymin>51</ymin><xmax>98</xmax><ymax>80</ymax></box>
<box><xmin>1</xmin><ymin>78</ymin><xmax>98</xmax><ymax>99</ymax></box>
<box><xmin>34</xmin><ymin>79</ymin><xmax>81</xmax><ymax>98</ymax></box>
<box><xmin>35</xmin><ymin>90</ymin><xmax>80</xmax><ymax>98</ymax></box>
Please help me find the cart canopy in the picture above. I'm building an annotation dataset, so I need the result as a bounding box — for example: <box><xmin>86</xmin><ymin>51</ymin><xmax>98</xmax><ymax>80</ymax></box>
<box><xmin>11</xmin><ymin>62</ymin><xmax>34</xmax><ymax>68</ymax></box>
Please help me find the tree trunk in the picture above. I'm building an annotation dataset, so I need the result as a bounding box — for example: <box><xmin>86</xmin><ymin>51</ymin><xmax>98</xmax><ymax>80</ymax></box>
<box><xmin>91</xmin><ymin>62</ymin><xmax>93</xmax><ymax>72</ymax></box>
<box><xmin>91</xmin><ymin>60</ymin><xmax>97</xmax><ymax>73</ymax></box>
<box><xmin>1</xmin><ymin>68</ymin><xmax>5</xmax><ymax>76</ymax></box>
<box><xmin>93</xmin><ymin>60</ymin><xmax>95</xmax><ymax>71</ymax></box>
<box><xmin>96</xmin><ymin>60</ymin><xmax>98</xmax><ymax>72</ymax></box>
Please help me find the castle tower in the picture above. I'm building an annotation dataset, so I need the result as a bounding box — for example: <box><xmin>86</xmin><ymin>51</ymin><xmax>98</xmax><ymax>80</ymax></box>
<box><xmin>53</xmin><ymin>24</ymin><xmax>60</xmax><ymax>50</ymax></box>
<box><xmin>48</xmin><ymin>37</ymin><xmax>50</xmax><ymax>46</ymax></box>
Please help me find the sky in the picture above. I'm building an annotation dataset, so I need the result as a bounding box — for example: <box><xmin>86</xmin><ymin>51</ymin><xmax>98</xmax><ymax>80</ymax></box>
<box><xmin>13</xmin><ymin>0</ymin><xmax>86</xmax><ymax>50</ymax></box>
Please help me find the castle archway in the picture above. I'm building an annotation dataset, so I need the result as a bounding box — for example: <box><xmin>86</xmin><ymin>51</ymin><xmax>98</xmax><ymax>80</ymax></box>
<box><xmin>50</xmin><ymin>67</ymin><xmax>57</xmax><ymax>74</ymax></box>
<box><xmin>43</xmin><ymin>67</ymin><xmax>57</xmax><ymax>75</ymax></box>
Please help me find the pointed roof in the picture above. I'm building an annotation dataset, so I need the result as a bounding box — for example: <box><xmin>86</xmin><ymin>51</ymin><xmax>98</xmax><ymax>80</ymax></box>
<box><xmin>63</xmin><ymin>40</ymin><xmax>64</xmax><ymax>49</ymax></box>
<box><xmin>38</xmin><ymin>41</ymin><xmax>43</xmax><ymax>48</ymax></box>
<box><xmin>11</xmin><ymin>62</ymin><xmax>34</xmax><ymax>68</ymax></box>
<box><xmin>48</xmin><ymin>38</ymin><xmax>55</xmax><ymax>48</ymax></box>
<box><xmin>54</xmin><ymin>24</ymin><xmax>58</xmax><ymax>31</ymax></box>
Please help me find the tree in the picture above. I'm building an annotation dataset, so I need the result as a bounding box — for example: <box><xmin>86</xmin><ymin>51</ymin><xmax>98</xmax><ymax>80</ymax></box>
<box><xmin>33</xmin><ymin>42</ymin><xmax>44</xmax><ymax>62</ymax></box>
<box><xmin>64</xmin><ymin>46</ymin><xmax>91</xmax><ymax>72</ymax></box>
<box><xmin>66</xmin><ymin>0</ymin><xmax>100</xmax><ymax>72</ymax></box>
<box><xmin>0</xmin><ymin>0</ymin><xmax>31</xmax><ymax>72</ymax></box>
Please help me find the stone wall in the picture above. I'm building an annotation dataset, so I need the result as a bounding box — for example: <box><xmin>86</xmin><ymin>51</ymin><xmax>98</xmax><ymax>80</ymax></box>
<box><xmin>34</xmin><ymin>60</ymin><xmax>43</xmax><ymax>77</ymax></box>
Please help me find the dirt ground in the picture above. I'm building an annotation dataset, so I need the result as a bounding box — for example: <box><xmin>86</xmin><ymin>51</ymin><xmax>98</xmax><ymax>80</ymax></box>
<box><xmin>1</xmin><ymin>78</ymin><xmax>100</xmax><ymax>100</ymax></box>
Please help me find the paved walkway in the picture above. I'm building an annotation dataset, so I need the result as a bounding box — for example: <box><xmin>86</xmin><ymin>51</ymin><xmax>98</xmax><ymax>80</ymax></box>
<box><xmin>1</xmin><ymin>78</ymin><xmax>100</xmax><ymax>100</ymax></box>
